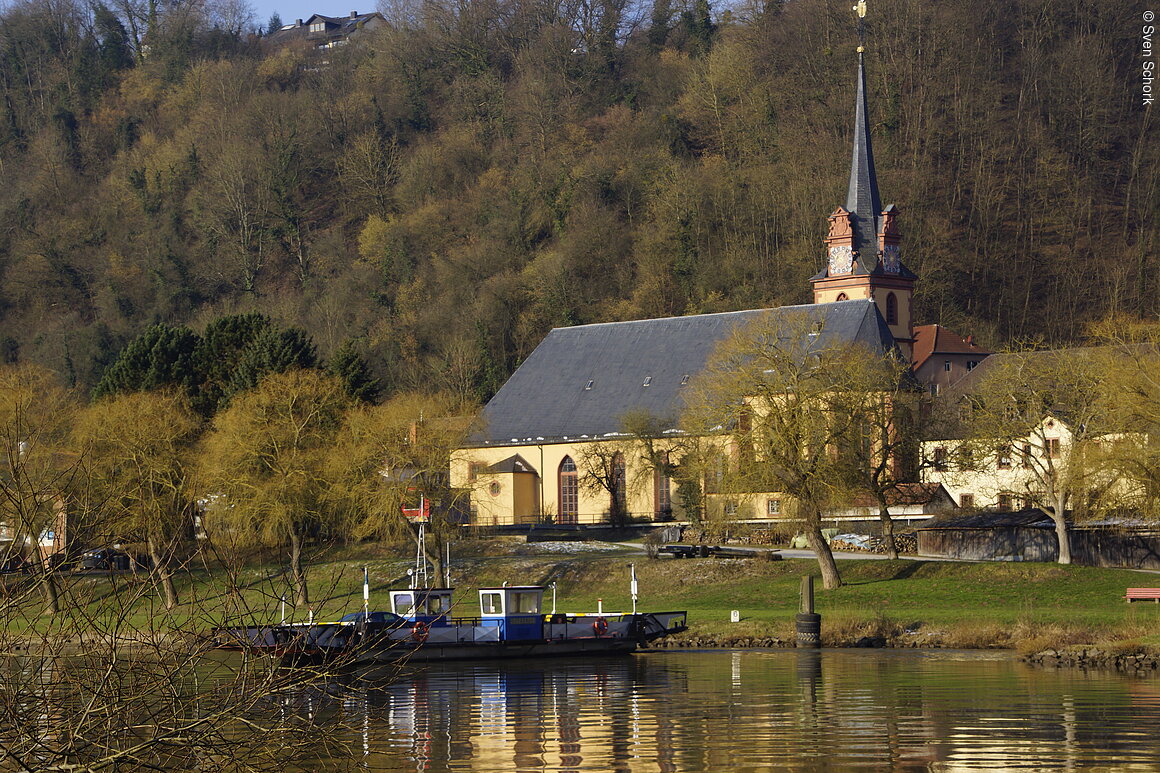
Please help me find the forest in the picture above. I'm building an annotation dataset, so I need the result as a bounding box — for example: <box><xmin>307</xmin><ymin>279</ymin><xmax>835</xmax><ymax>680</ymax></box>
<box><xmin>0</xmin><ymin>0</ymin><xmax>1155</xmax><ymax>402</ymax></box>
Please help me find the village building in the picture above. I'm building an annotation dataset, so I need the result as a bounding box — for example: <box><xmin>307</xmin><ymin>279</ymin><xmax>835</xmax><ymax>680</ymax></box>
<box><xmin>453</xmin><ymin>49</ymin><xmax>983</xmax><ymax>528</ymax></box>
<box><xmin>911</xmin><ymin>325</ymin><xmax>990</xmax><ymax>395</ymax></box>
<box><xmin>456</xmin><ymin>301</ymin><xmax>897</xmax><ymax>526</ymax></box>
<box><xmin>264</xmin><ymin>11</ymin><xmax>385</xmax><ymax>50</ymax></box>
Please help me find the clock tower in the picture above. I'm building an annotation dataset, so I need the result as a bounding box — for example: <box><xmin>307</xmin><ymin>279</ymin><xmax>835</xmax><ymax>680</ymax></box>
<box><xmin>811</xmin><ymin>38</ymin><xmax>917</xmax><ymax>360</ymax></box>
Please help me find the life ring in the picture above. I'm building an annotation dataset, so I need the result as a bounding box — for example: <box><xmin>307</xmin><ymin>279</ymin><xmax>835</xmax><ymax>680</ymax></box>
<box><xmin>411</xmin><ymin>622</ymin><xmax>430</xmax><ymax>643</ymax></box>
<box><xmin>592</xmin><ymin>617</ymin><xmax>609</xmax><ymax>636</ymax></box>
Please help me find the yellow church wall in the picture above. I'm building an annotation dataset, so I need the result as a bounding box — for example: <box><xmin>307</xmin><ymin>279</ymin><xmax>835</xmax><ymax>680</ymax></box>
<box><xmin>452</xmin><ymin>440</ymin><xmax>679</xmax><ymax>527</ymax></box>
<box><xmin>814</xmin><ymin>285</ymin><xmax>870</xmax><ymax>303</ymax></box>
<box><xmin>512</xmin><ymin>472</ymin><xmax>538</xmax><ymax>522</ymax></box>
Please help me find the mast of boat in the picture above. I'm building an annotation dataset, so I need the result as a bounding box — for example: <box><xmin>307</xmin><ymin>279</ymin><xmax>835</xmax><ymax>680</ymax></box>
<box><xmin>414</xmin><ymin>497</ymin><xmax>429</xmax><ymax>588</ymax></box>
<box><xmin>363</xmin><ymin>566</ymin><xmax>370</xmax><ymax>619</ymax></box>
<box><xmin>444</xmin><ymin>540</ymin><xmax>451</xmax><ymax>588</ymax></box>
<box><xmin>630</xmin><ymin>563</ymin><xmax>638</xmax><ymax>614</ymax></box>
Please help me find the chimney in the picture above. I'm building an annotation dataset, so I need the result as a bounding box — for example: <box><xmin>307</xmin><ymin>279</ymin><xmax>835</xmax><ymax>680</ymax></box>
<box><xmin>351</xmin><ymin>10</ymin><xmax>358</xmax><ymax>17</ymax></box>
<box><xmin>966</xmin><ymin>335</ymin><xmax>974</xmax><ymax>346</ymax></box>
<box><xmin>295</xmin><ymin>18</ymin><xmax>303</xmax><ymax>25</ymax></box>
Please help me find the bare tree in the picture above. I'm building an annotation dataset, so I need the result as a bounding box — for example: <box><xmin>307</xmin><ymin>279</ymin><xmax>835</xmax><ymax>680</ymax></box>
<box><xmin>842</xmin><ymin>357</ymin><xmax>944</xmax><ymax>559</ymax></box>
<box><xmin>0</xmin><ymin>365</ymin><xmax>80</xmax><ymax>615</ymax></box>
<box><xmin>684</xmin><ymin>314</ymin><xmax>889</xmax><ymax>589</ymax></box>
<box><xmin>0</xmin><ymin>534</ymin><xmax>362</xmax><ymax>770</ymax></box>
<box><xmin>944</xmin><ymin>349</ymin><xmax>1109</xmax><ymax>564</ymax></box>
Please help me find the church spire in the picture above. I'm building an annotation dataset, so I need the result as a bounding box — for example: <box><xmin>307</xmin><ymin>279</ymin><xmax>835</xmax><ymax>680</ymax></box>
<box><xmin>845</xmin><ymin>50</ymin><xmax>882</xmax><ymax>257</ymax></box>
<box><xmin>811</xmin><ymin>0</ymin><xmax>917</xmax><ymax>361</ymax></box>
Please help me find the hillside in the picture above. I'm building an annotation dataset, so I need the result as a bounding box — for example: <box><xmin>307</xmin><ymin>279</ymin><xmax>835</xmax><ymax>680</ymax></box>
<box><xmin>0</xmin><ymin>0</ymin><xmax>1154</xmax><ymax>399</ymax></box>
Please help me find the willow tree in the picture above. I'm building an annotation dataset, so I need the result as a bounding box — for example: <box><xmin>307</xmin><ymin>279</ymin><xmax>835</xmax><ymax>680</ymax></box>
<box><xmin>684</xmin><ymin>314</ymin><xmax>891</xmax><ymax>590</ymax></box>
<box><xmin>329</xmin><ymin>391</ymin><xmax>475</xmax><ymax>584</ymax></box>
<box><xmin>200</xmin><ymin>369</ymin><xmax>350</xmax><ymax>606</ymax></box>
<box><xmin>74</xmin><ymin>390</ymin><xmax>201</xmax><ymax>609</ymax></box>
<box><xmin>0</xmin><ymin>365</ymin><xmax>79</xmax><ymax>614</ymax></box>
<box><xmin>1091</xmin><ymin>319</ymin><xmax>1160</xmax><ymax>520</ymax></box>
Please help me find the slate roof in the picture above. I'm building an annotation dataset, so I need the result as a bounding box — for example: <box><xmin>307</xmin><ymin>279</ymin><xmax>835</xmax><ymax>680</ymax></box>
<box><xmin>486</xmin><ymin>455</ymin><xmax>537</xmax><ymax>474</ymax></box>
<box><xmin>265</xmin><ymin>12</ymin><xmax>384</xmax><ymax>46</ymax></box>
<box><xmin>846</xmin><ymin>51</ymin><xmax>882</xmax><ymax>256</ymax></box>
<box><xmin>466</xmin><ymin>299</ymin><xmax>896</xmax><ymax>448</ymax></box>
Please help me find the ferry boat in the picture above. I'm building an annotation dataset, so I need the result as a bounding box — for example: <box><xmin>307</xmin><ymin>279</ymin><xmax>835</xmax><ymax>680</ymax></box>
<box><xmin>213</xmin><ymin>583</ymin><xmax>687</xmax><ymax>665</ymax></box>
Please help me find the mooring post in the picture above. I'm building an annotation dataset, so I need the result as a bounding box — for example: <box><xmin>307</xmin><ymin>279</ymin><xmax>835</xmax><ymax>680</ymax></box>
<box><xmin>800</xmin><ymin>575</ymin><xmax>814</xmax><ymax>614</ymax></box>
<box><xmin>795</xmin><ymin>575</ymin><xmax>821</xmax><ymax>648</ymax></box>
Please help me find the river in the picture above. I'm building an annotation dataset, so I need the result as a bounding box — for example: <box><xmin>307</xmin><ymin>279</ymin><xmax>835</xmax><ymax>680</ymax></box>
<box><xmin>280</xmin><ymin>649</ymin><xmax>1160</xmax><ymax>771</ymax></box>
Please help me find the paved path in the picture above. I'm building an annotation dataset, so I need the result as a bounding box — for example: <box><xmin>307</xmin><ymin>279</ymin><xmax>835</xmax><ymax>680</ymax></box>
<box><xmin>623</xmin><ymin>543</ymin><xmax>953</xmax><ymax>562</ymax></box>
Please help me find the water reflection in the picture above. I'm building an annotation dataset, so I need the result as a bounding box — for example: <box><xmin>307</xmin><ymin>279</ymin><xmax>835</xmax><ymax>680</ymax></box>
<box><xmin>282</xmin><ymin>651</ymin><xmax>1160</xmax><ymax>772</ymax></box>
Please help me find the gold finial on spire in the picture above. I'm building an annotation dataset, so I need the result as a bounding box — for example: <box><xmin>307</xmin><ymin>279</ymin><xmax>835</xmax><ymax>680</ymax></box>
<box><xmin>853</xmin><ymin>0</ymin><xmax>868</xmax><ymax>50</ymax></box>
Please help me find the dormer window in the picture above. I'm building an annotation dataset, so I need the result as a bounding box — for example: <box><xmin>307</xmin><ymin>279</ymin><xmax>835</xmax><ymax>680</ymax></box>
<box><xmin>309</xmin><ymin>21</ymin><xmax>326</xmax><ymax>32</ymax></box>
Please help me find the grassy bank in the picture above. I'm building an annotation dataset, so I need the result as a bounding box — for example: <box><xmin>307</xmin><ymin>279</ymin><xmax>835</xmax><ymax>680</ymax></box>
<box><xmin>6</xmin><ymin>542</ymin><xmax>1160</xmax><ymax>653</ymax></box>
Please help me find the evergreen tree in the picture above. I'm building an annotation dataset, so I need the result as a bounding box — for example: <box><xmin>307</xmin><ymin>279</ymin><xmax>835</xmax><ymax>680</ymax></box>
<box><xmin>92</xmin><ymin>324</ymin><xmax>201</xmax><ymax>401</ymax></box>
<box><xmin>193</xmin><ymin>314</ymin><xmax>274</xmax><ymax>416</ymax></box>
<box><xmin>94</xmin><ymin>4</ymin><xmax>133</xmax><ymax>74</ymax></box>
<box><xmin>266</xmin><ymin>13</ymin><xmax>283</xmax><ymax>35</ymax></box>
<box><xmin>329</xmin><ymin>340</ymin><xmax>381</xmax><ymax>404</ymax></box>
<box><xmin>227</xmin><ymin>326</ymin><xmax>318</xmax><ymax>398</ymax></box>
<box><xmin>680</xmin><ymin>0</ymin><xmax>715</xmax><ymax>56</ymax></box>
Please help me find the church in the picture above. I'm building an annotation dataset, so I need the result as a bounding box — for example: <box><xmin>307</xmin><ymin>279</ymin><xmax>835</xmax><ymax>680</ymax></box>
<box><xmin>450</xmin><ymin>45</ymin><xmax>980</xmax><ymax>527</ymax></box>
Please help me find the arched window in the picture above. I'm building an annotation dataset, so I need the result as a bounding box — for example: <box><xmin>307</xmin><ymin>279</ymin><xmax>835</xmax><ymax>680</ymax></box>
<box><xmin>654</xmin><ymin>452</ymin><xmax>672</xmax><ymax>518</ymax></box>
<box><xmin>610</xmin><ymin>452</ymin><xmax>626</xmax><ymax>521</ymax></box>
<box><xmin>886</xmin><ymin>292</ymin><xmax>898</xmax><ymax>325</ymax></box>
<box><xmin>836</xmin><ymin>293</ymin><xmax>848</xmax><ymax>301</ymax></box>
<box><xmin>558</xmin><ymin>457</ymin><xmax>578</xmax><ymax>524</ymax></box>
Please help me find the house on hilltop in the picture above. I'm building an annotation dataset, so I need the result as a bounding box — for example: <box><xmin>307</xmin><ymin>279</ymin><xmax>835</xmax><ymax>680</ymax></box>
<box><xmin>265</xmin><ymin>11</ymin><xmax>385</xmax><ymax>50</ymax></box>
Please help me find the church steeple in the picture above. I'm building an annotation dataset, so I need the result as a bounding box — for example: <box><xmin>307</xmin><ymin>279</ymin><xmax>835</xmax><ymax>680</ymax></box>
<box><xmin>845</xmin><ymin>51</ymin><xmax>882</xmax><ymax>257</ymax></box>
<box><xmin>810</xmin><ymin>1</ymin><xmax>918</xmax><ymax>361</ymax></box>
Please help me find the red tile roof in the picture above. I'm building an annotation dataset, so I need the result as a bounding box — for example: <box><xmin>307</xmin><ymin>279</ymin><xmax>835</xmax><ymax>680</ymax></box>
<box><xmin>912</xmin><ymin>324</ymin><xmax>990</xmax><ymax>370</ymax></box>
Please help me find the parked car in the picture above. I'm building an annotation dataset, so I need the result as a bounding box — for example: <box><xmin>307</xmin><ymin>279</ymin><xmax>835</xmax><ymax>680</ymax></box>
<box><xmin>80</xmin><ymin>548</ymin><xmax>130</xmax><ymax>571</ymax></box>
<box><xmin>47</xmin><ymin>551</ymin><xmax>79</xmax><ymax>571</ymax></box>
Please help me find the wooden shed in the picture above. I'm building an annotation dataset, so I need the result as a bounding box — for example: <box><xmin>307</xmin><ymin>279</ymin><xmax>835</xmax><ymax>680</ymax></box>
<box><xmin>918</xmin><ymin>511</ymin><xmax>1160</xmax><ymax>568</ymax></box>
<box><xmin>916</xmin><ymin>510</ymin><xmax>1058</xmax><ymax>562</ymax></box>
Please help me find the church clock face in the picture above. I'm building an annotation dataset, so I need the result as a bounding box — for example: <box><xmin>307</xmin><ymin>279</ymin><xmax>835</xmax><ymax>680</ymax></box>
<box><xmin>882</xmin><ymin>244</ymin><xmax>901</xmax><ymax>274</ymax></box>
<box><xmin>828</xmin><ymin>246</ymin><xmax>853</xmax><ymax>275</ymax></box>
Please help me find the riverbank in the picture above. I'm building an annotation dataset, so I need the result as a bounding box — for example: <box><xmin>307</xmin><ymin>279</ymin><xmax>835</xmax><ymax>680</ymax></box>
<box><xmin>267</xmin><ymin>543</ymin><xmax>1160</xmax><ymax>660</ymax></box>
<box><xmin>7</xmin><ymin>540</ymin><xmax>1159</xmax><ymax>666</ymax></box>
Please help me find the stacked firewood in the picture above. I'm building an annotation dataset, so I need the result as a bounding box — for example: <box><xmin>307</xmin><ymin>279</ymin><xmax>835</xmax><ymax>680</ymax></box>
<box><xmin>830</xmin><ymin>534</ymin><xmax>918</xmax><ymax>554</ymax></box>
